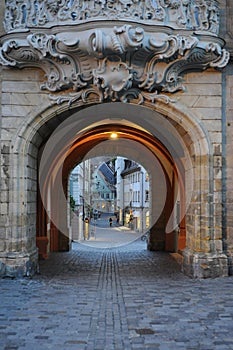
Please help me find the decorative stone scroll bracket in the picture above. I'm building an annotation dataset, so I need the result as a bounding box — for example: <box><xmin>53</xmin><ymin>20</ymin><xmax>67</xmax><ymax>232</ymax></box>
<box><xmin>0</xmin><ymin>24</ymin><xmax>230</xmax><ymax>106</ymax></box>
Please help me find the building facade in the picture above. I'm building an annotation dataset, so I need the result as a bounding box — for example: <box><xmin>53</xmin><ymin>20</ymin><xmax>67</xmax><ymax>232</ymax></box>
<box><xmin>70</xmin><ymin>157</ymin><xmax>116</xmax><ymax>215</ymax></box>
<box><xmin>91</xmin><ymin>161</ymin><xmax>116</xmax><ymax>213</ymax></box>
<box><xmin>0</xmin><ymin>1</ymin><xmax>233</xmax><ymax>278</ymax></box>
<box><xmin>116</xmin><ymin>157</ymin><xmax>150</xmax><ymax>233</ymax></box>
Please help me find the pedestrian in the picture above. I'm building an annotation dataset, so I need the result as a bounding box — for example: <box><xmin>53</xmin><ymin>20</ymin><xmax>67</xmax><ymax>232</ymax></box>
<box><xmin>109</xmin><ymin>217</ymin><xmax>112</xmax><ymax>227</ymax></box>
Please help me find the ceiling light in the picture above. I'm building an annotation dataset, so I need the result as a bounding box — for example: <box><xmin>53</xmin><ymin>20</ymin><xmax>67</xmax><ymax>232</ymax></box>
<box><xmin>110</xmin><ymin>132</ymin><xmax>118</xmax><ymax>139</ymax></box>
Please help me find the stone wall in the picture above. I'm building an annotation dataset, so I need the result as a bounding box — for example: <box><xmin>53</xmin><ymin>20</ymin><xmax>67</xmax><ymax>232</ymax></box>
<box><xmin>0</xmin><ymin>0</ymin><xmax>4</xmax><ymax>257</ymax></box>
<box><xmin>225</xmin><ymin>67</ymin><xmax>233</xmax><ymax>267</ymax></box>
<box><xmin>181</xmin><ymin>70</ymin><xmax>223</xmax><ymax>252</ymax></box>
<box><xmin>0</xmin><ymin>1</ymin><xmax>5</xmax><ymax>36</ymax></box>
<box><xmin>0</xmin><ymin>67</ymin><xmax>46</xmax><ymax>276</ymax></box>
<box><xmin>220</xmin><ymin>0</ymin><xmax>233</xmax><ymax>272</ymax></box>
<box><xmin>225</xmin><ymin>0</ymin><xmax>233</xmax><ymax>55</ymax></box>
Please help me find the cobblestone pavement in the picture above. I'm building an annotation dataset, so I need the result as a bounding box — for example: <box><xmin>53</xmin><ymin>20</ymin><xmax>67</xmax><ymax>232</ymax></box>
<box><xmin>1</xmin><ymin>240</ymin><xmax>233</xmax><ymax>350</ymax></box>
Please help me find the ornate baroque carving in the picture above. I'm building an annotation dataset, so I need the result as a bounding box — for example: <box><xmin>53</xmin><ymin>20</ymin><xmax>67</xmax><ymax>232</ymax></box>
<box><xmin>0</xmin><ymin>24</ymin><xmax>229</xmax><ymax>105</ymax></box>
<box><xmin>4</xmin><ymin>0</ymin><xmax>220</xmax><ymax>35</ymax></box>
<box><xmin>0</xmin><ymin>0</ymin><xmax>230</xmax><ymax>106</ymax></box>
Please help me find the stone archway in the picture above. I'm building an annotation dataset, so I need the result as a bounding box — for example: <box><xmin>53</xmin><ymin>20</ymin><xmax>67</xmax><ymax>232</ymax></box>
<box><xmin>0</xmin><ymin>0</ymin><xmax>230</xmax><ymax>278</ymax></box>
<box><xmin>1</xmin><ymin>99</ymin><xmax>227</xmax><ymax>278</ymax></box>
<box><xmin>39</xmin><ymin>120</ymin><xmax>183</xmax><ymax>255</ymax></box>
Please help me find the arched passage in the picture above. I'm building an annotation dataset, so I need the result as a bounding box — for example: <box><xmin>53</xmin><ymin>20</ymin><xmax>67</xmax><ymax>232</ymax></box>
<box><xmin>9</xmin><ymin>101</ymin><xmax>228</xmax><ymax>278</ymax></box>
<box><xmin>37</xmin><ymin>121</ymin><xmax>185</xmax><ymax>255</ymax></box>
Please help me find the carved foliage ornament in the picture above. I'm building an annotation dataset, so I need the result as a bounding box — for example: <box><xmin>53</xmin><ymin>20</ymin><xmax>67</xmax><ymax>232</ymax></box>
<box><xmin>0</xmin><ymin>25</ymin><xmax>230</xmax><ymax>105</ymax></box>
<box><xmin>4</xmin><ymin>0</ymin><xmax>220</xmax><ymax>35</ymax></box>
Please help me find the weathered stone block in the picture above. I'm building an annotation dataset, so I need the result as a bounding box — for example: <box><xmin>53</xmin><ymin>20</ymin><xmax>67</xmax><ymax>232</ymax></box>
<box><xmin>185</xmin><ymin>83</ymin><xmax>222</xmax><ymax>96</ymax></box>
<box><xmin>209</xmin><ymin>132</ymin><xmax>222</xmax><ymax>144</ymax></box>
<box><xmin>2</xmin><ymin>81</ymin><xmax>41</xmax><ymax>93</ymax></box>
<box><xmin>182</xmin><ymin>249</ymin><xmax>229</xmax><ymax>278</ymax></box>
<box><xmin>186</xmin><ymin>71</ymin><xmax>222</xmax><ymax>84</ymax></box>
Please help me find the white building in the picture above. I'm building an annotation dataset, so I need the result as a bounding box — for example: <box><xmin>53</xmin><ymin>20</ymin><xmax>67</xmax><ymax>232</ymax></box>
<box><xmin>69</xmin><ymin>160</ymin><xmax>91</xmax><ymax>240</ymax></box>
<box><xmin>116</xmin><ymin>157</ymin><xmax>150</xmax><ymax>233</ymax></box>
<box><xmin>91</xmin><ymin>160</ymin><xmax>116</xmax><ymax>214</ymax></box>
<box><xmin>70</xmin><ymin>160</ymin><xmax>91</xmax><ymax>218</ymax></box>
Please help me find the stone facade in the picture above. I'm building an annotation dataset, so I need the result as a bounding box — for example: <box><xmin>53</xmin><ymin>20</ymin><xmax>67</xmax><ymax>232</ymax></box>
<box><xmin>0</xmin><ymin>0</ymin><xmax>233</xmax><ymax>278</ymax></box>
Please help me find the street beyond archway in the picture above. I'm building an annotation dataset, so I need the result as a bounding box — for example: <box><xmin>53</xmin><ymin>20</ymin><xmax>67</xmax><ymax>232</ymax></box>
<box><xmin>76</xmin><ymin>213</ymin><xmax>143</xmax><ymax>248</ymax></box>
<box><xmin>1</xmin><ymin>240</ymin><xmax>233</xmax><ymax>350</ymax></box>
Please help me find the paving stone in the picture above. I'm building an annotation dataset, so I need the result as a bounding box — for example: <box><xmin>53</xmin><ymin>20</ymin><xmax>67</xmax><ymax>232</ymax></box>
<box><xmin>0</xmin><ymin>240</ymin><xmax>233</xmax><ymax>349</ymax></box>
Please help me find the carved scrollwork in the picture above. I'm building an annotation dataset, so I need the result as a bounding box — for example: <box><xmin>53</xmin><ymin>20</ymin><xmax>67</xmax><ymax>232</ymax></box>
<box><xmin>90</xmin><ymin>25</ymin><xmax>145</xmax><ymax>58</ymax></box>
<box><xmin>4</xmin><ymin>0</ymin><xmax>220</xmax><ymax>35</ymax></box>
<box><xmin>120</xmin><ymin>88</ymin><xmax>176</xmax><ymax>105</ymax></box>
<box><xmin>49</xmin><ymin>85</ymin><xmax>103</xmax><ymax>106</ymax></box>
<box><xmin>0</xmin><ymin>24</ymin><xmax>230</xmax><ymax>105</ymax></box>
